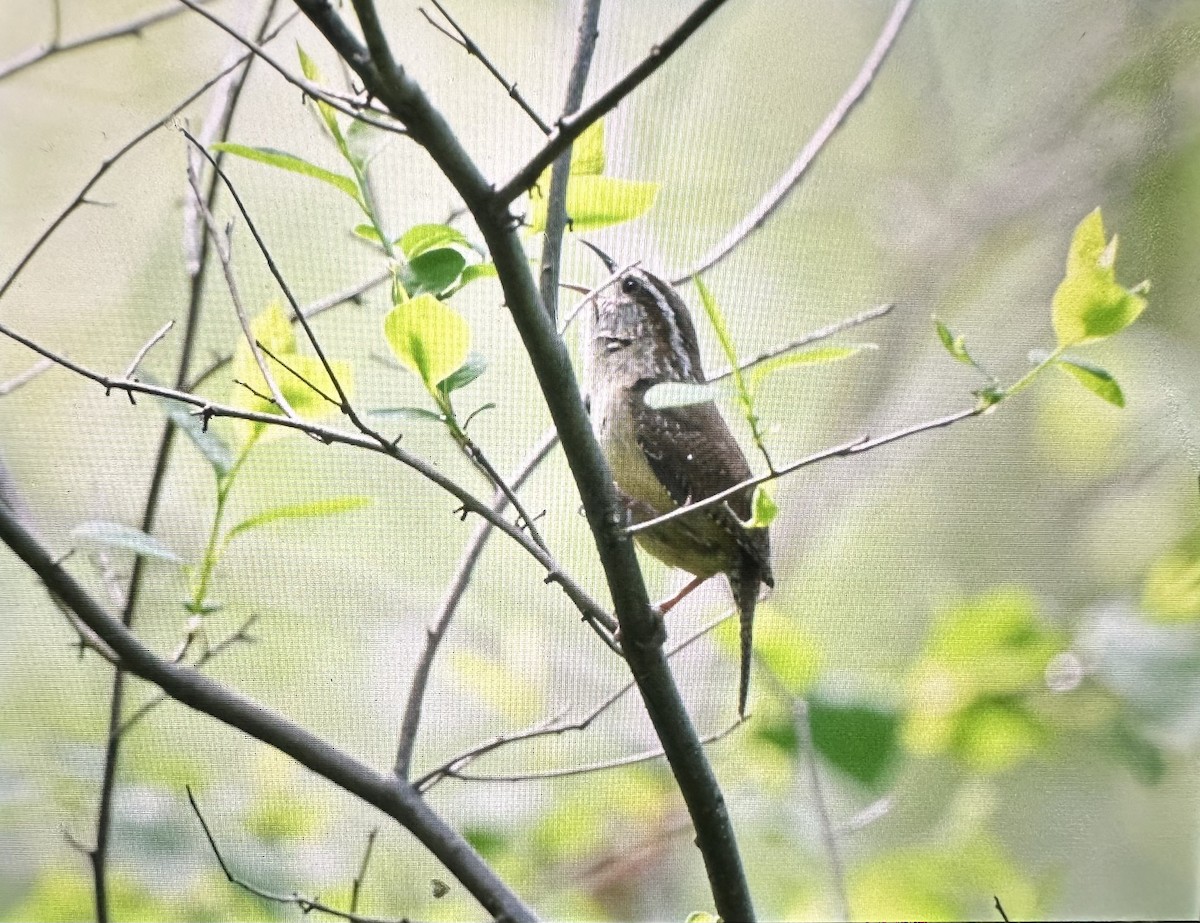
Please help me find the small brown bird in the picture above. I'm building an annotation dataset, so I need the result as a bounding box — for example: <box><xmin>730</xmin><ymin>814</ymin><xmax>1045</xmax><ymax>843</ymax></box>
<box><xmin>581</xmin><ymin>242</ymin><xmax>773</xmax><ymax>716</ymax></box>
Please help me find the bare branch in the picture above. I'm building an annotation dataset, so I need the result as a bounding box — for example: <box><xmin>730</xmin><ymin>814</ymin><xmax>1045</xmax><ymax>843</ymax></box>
<box><xmin>0</xmin><ymin>358</ymin><xmax>53</xmax><ymax>396</ymax></box>
<box><xmin>174</xmin><ymin>0</ymin><xmax>407</xmax><ymax>134</ymax></box>
<box><xmin>495</xmin><ymin>0</ymin><xmax>732</xmax><ymax>204</ymax></box>
<box><xmin>538</xmin><ymin>0</ymin><xmax>603</xmax><ymax>323</ymax></box>
<box><xmin>0</xmin><ymin>9</ymin><xmax>300</xmax><ymax>309</ymax></box>
<box><xmin>675</xmin><ymin>0</ymin><xmax>915</xmax><ymax>283</ymax></box>
<box><xmin>794</xmin><ymin>697</ymin><xmax>850</xmax><ymax>921</ymax></box>
<box><xmin>0</xmin><ymin>0</ymin><xmax>218</xmax><ymax>82</ymax></box>
<box><xmin>394</xmin><ymin>427</ymin><xmax>561</xmax><ymax>780</ymax></box>
<box><xmin>187</xmin><ymin>788</ymin><xmax>411</xmax><ymax>923</ymax></box>
<box><xmin>627</xmin><ymin>406</ymin><xmax>983</xmax><ymax>537</ymax></box>
<box><xmin>121</xmin><ymin>320</ymin><xmax>175</xmax><ymax>380</ymax></box>
<box><xmin>416</xmin><ymin>608</ymin><xmax>737</xmax><ymax>792</ymax></box>
<box><xmin>421</xmin><ymin>1</ymin><xmax>551</xmax><ymax>134</ymax></box>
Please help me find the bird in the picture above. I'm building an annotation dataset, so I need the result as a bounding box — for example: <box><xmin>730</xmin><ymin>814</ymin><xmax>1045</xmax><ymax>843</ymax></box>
<box><xmin>579</xmin><ymin>240</ymin><xmax>773</xmax><ymax>717</ymax></box>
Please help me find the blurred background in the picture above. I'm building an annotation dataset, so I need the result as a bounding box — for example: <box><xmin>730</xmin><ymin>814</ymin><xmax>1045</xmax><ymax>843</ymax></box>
<box><xmin>2</xmin><ymin>1</ymin><xmax>1199</xmax><ymax>919</ymax></box>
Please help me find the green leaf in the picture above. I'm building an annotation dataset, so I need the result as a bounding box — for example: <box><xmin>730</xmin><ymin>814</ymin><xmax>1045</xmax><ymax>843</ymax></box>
<box><xmin>344</xmin><ymin>117</ymin><xmax>390</xmax><ymax>169</ymax></box>
<box><xmin>1111</xmin><ymin>720</ymin><xmax>1166</xmax><ymax>784</ymax></box>
<box><xmin>369</xmin><ymin>406</ymin><xmax>448</xmax><ymax>423</ymax></box>
<box><xmin>438</xmin><ymin>352</ymin><xmax>487</xmax><ymax>393</ymax></box>
<box><xmin>460</xmin><ymin>262</ymin><xmax>499</xmax><ymax>284</ymax></box>
<box><xmin>72</xmin><ymin>521</ymin><xmax>182</xmax><ymax>564</ymax></box>
<box><xmin>808</xmin><ymin>696</ymin><xmax>901</xmax><ymax>790</ymax></box>
<box><xmin>1142</xmin><ymin>527</ymin><xmax>1200</xmax><ymax>622</ymax></box>
<box><xmin>571</xmin><ymin>119</ymin><xmax>606</xmax><ymax>176</ymax></box>
<box><xmin>1053</xmin><ymin>356</ymin><xmax>1125</xmax><ymax>407</ymax></box>
<box><xmin>383</xmin><ymin>294</ymin><xmax>471</xmax><ymax>393</ymax></box>
<box><xmin>353</xmin><ymin>224</ymin><xmax>384</xmax><ymax>245</ymax></box>
<box><xmin>407</xmin><ymin>248</ymin><xmax>467</xmax><ymax>296</ymax></box>
<box><xmin>153</xmin><ymin>395</ymin><xmax>234</xmax><ymax>477</ymax></box>
<box><xmin>1051</xmin><ymin>208</ymin><xmax>1148</xmax><ymax>347</ymax></box>
<box><xmin>685</xmin><ymin>913</ymin><xmax>719</xmax><ymax>923</ymax></box>
<box><xmin>643</xmin><ymin>381</ymin><xmax>719</xmax><ymax>409</ymax></box>
<box><xmin>400</xmin><ymin>224</ymin><xmax>470</xmax><ymax>259</ymax></box>
<box><xmin>225</xmin><ymin>495</ymin><xmax>370</xmax><ymax>545</ymax></box>
<box><xmin>530</xmin><ymin>175</ymin><xmax>659</xmax><ymax>233</ymax></box>
<box><xmin>748</xmin><ymin>343</ymin><xmax>877</xmax><ymax>390</ymax></box>
<box><xmin>211</xmin><ymin>143</ymin><xmax>364</xmax><ymax>209</ymax></box>
<box><xmin>296</xmin><ymin>44</ymin><xmax>345</xmax><ymax>153</ymax></box>
<box><xmin>748</xmin><ymin>485</ymin><xmax>778</xmax><ymax>529</ymax></box>
<box><xmin>934</xmin><ymin>317</ymin><xmax>974</xmax><ymax>364</ymax></box>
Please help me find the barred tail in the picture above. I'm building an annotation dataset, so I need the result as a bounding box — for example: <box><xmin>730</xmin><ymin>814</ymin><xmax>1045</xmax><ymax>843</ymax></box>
<box><xmin>729</xmin><ymin>567</ymin><xmax>762</xmax><ymax>718</ymax></box>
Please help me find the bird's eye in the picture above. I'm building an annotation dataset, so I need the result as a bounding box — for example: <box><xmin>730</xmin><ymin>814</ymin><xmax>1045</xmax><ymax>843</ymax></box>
<box><xmin>620</xmin><ymin>277</ymin><xmax>639</xmax><ymax>295</ymax></box>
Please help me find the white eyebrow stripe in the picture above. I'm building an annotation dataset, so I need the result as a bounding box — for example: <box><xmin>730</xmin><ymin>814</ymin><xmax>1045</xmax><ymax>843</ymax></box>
<box><xmin>639</xmin><ymin>271</ymin><xmax>694</xmax><ymax>381</ymax></box>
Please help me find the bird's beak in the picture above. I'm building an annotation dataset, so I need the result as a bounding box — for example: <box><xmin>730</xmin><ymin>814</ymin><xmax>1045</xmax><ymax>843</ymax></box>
<box><xmin>579</xmin><ymin>239</ymin><xmax>618</xmax><ymax>273</ymax></box>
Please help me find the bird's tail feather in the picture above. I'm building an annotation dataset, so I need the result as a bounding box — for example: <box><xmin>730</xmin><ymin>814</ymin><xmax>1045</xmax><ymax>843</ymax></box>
<box><xmin>730</xmin><ymin>567</ymin><xmax>762</xmax><ymax>718</ymax></box>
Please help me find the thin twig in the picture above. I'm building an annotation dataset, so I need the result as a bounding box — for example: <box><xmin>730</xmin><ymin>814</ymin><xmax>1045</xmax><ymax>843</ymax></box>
<box><xmin>420</xmin><ymin>1</ymin><xmax>550</xmax><ymax>134</ymax></box>
<box><xmin>349</xmin><ymin>828</ymin><xmax>379</xmax><ymax>914</ymax></box>
<box><xmin>538</xmin><ymin>0</ymin><xmax>603</xmax><ymax>323</ymax></box>
<box><xmin>994</xmin><ymin>895</ymin><xmax>1010</xmax><ymax>922</ymax></box>
<box><xmin>258</xmin><ymin>342</ymin><xmax>340</xmax><ymax>407</ymax></box>
<box><xmin>557</xmin><ymin>260</ymin><xmax>641</xmax><ymax>334</ymax></box>
<box><xmin>186</xmin><ymin>788</ymin><xmax>410</xmax><ymax>923</ymax></box>
<box><xmin>442</xmin><ymin>718</ymin><xmax>745</xmax><ymax>783</ymax></box>
<box><xmin>122</xmin><ymin>320</ymin><xmax>175</xmax><ymax>380</ymax></box>
<box><xmin>627</xmin><ymin>405</ymin><xmax>983</xmax><ymax>536</ymax></box>
<box><xmin>416</xmin><ymin>607</ymin><xmax>737</xmax><ymax>792</ymax></box>
<box><xmin>495</xmin><ymin>0</ymin><xmax>732</xmax><ymax>204</ymax></box>
<box><xmin>394</xmin><ymin>427</ymin><xmax>560</xmax><ymax>780</ymax></box>
<box><xmin>0</xmin><ymin>358</ymin><xmax>53</xmax><ymax>396</ymax></box>
<box><xmin>117</xmin><ymin>615</ymin><xmax>260</xmax><ymax>737</ymax></box>
<box><xmin>0</xmin><ymin>0</ymin><xmax>218</xmax><ymax>81</ymax></box>
<box><xmin>794</xmin><ymin>697</ymin><xmax>850</xmax><ymax>921</ymax></box>
<box><xmin>0</xmin><ymin>318</ymin><xmax>617</xmax><ymax>644</ymax></box>
<box><xmin>675</xmin><ymin>0</ymin><xmax>915</xmax><ymax>283</ymax></box>
<box><xmin>186</xmin><ymin>269</ymin><xmax>390</xmax><ymax>391</ymax></box>
<box><xmin>0</xmin><ymin>10</ymin><xmax>300</xmax><ymax>309</ymax></box>
<box><xmin>708</xmin><ymin>303</ymin><xmax>894</xmax><ymax>382</ymax></box>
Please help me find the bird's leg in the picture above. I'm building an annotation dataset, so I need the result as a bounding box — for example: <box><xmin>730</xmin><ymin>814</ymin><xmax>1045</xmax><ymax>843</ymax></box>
<box><xmin>655</xmin><ymin>574</ymin><xmax>709</xmax><ymax>615</ymax></box>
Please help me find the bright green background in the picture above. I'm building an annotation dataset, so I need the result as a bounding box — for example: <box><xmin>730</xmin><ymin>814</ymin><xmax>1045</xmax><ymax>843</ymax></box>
<box><xmin>2</xmin><ymin>1</ymin><xmax>1199</xmax><ymax>920</ymax></box>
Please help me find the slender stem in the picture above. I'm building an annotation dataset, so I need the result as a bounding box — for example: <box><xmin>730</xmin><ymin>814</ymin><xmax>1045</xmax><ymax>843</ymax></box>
<box><xmin>794</xmin><ymin>697</ymin><xmax>850</xmax><ymax>921</ymax></box>
<box><xmin>538</xmin><ymin>0</ymin><xmax>603</xmax><ymax>324</ymax></box>
<box><xmin>495</xmin><ymin>0</ymin><xmax>732</xmax><ymax>204</ymax></box>
<box><xmin>674</xmin><ymin>0</ymin><xmax>915</xmax><ymax>283</ymax></box>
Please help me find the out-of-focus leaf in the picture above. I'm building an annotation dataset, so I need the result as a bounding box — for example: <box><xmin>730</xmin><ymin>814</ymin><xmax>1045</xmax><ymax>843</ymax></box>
<box><xmin>808</xmin><ymin>695</ymin><xmax>901</xmax><ymax>790</ymax></box>
<box><xmin>72</xmin><ymin>521</ymin><xmax>182</xmax><ymax>564</ymax></box>
<box><xmin>1053</xmin><ymin>356</ymin><xmax>1125</xmax><ymax>407</ymax></box>
<box><xmin>934</xmin><ymin>317</ymin><xmax>974</xmax><ymax>364</ymax></box>
<box><xmin>383</xmin><ymin>294</ymin><xmax>471</xmax><ymax>394</ymax></box>
<box><xmin>1052</xmin><ymin>208</ymin><xmax>1147</xmax><ymax>347</ymax></box>
<box><xmin>951</xmin><ymin>698</ymin><xmax>1043</xmax><ymax>772</ymax></box>
<box><xmin>344</xmin><ymin>117</ymin><xmax>391</xmax><ymax>169</ymax></box>
<box><xmin>210</xmin><ymin>143</ymin><xmax>363</xmax><ymax>208</ymax></box>
<box><xmin>1142</xmin><ymin>528</ymin><xmax>1200</xmax><ymax>622</ymax></box>
<box><xmin>570</xmin><ymin>119</ymin><xmax>606</xmax><ymax>176</ymax></box>
<box><xmin>1111</xmin><ymin>720</ymin><xmax>1167</xmax><ymax>784</ymax></box>
<box><xmin>224</xmin><ymin>496</ymin><xmax>370</xmax><ymax>545</ymax></box>
<box><xmin>530</xmin><ymin>176</ymin><xmax>659</xmax><ymax>233</ymax></box>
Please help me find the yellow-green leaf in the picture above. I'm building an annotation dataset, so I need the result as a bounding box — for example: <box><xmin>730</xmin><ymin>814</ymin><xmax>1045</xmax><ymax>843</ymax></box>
<box><xmin>748</xmin><ymin>343</ymin><xmax>876</xmax><ymax>391</ymax></box>
<box><xmin>383</xmin><ymin>294</ymin><xmax>471</xmax><ymax>393</ymax></box>
<box><xmin>225</xmin><ymin>495</ymin><xmax>370</xmax><ymax>545</ymax></box>
<box><xmin>749</xmin><ymin>485</ymin><xmax>778</xmax><ymax>528</ymax></box>
<box><xmin>530</xmin><ymin>176</ymin><xmax>659</xmax><ymax>232</ymax></box>
<box><xmin>1051</xmin><ymin>208</ymin><xmax>1148</xmax><ymax>346</ymax></box>
<box><xmin>571</xmin><ymin>119</ymin><xmax>606</xmax><ymax>176</ymax></box>
<box><xmin>211</xmin><ymin>143</ymin><xmax>363</xmax><ymax>209</ymax></box>
<box><xmin>1053</xmin><ymin>356</ymin><xmax>1125</xmax><ymax>407</ymax></box>
<box><xmin>1142</xmin><ymin>529</ymin><xmax>1200</xmax><ymax>622</ymax></box>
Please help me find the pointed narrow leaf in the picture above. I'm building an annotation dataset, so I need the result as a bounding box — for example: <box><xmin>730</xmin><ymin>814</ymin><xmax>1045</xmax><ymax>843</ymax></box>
<box><xmin>438</xmin><ymin>353</ymin><xmax>487</xmax><ymax>394</ymax></box>
<box><xmin>353</xmin><ymin>224</ymin><xmax>384</xmax><ymax>245</ymax></box>
<box><xmin>211</xmin><ymin>143</ymin><xmax>363</xmax><ymax>208</ymax></box>
<box><xmin>72</xmin><ymin>521</ymin><xmax>182</xmax><ymax>564</ymax></box>
<box><xmin>225</xmin><ymin>495</ymin><xmax>370</xmax><ymax>545</ymax></box>
<box><xmin>383</xmin><ymin>294</ymin><xmax>471</xmax><ymax>393</ymax></box>
<box><xmin>748</xmin><ymin>343</ymin><xmax>876</xmax><ymax>390</ymax></box>
<box><xmin>934</xmin><ymin>317</ymin><xmax>973</xmax><ymax>365</ymax></box>
<box><xmin>644</xmin><ymin>381</ymin><xmax>720</xmax><ymax>409</ymax></box>
<box><xmin>400</xmin><ymin>224</ymin><xmax>470</xmax><ymax>259</ymax></box>
<box><xmin>1053</xmin><ymin>356</ymin><xmax>1125</xmax><ymax>407</ymax></box>
<box><xmin>296</xmin><ymin>44</ymin><xmax>345</xmax><ymax>152</ymax></box>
